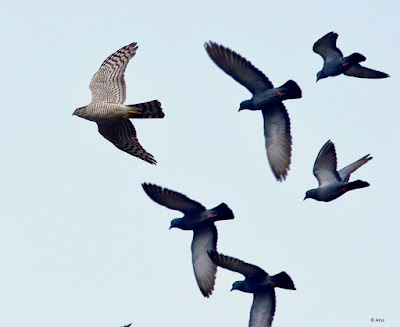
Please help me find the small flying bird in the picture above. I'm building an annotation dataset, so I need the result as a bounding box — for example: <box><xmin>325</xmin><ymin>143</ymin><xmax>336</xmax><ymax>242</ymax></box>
<box><xmin>208</xmin><ymin>250</ymin><xmax>295</xmax><ymax>327</ymax></box>
<box><xmin>204</xmin><ymin>41</ymin><xmax>302</xmax><ymax>181</ymax></box>
<box><xmin>74</xmin><ymin>42</ymin><xmax>164</xmax><ymax>164</ymax></box>
<box><xmin>142</xmin><ymin>183</ymin><xmax>234</xmax><ymax>297</ymax></box>
<box><xmin>304</xmin><ymin>140</ymin><xmax>372</xmax><ymax>202</ymax></box>
<box><xmin>121</xmin><ymin>324</ymin><xmax>132</xmax><ymax>327</ymax></box>
<box><xmin>313</xmin><ymin>31</ymin><xmax>390</xmax><ymax>81</ymax></box>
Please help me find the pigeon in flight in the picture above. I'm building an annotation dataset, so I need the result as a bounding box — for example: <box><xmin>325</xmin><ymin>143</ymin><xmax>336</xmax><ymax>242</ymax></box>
<box><xmin>204</xmin><ymin>41</ymin><xmax>302</xmax><ymax>181</ymax></box>
<box><xmin>142</xmin><ymin>183</ymin><xmax>234</xmax><ymax>297</ymax></box>
<box><xmin>313</xmin><ymin>31</ymin><xmax>390</xmax><ymax>81</ymax></box>
<box><xmin>304</xmin><ymin>140</ymin><xmax>372</xmax><ymax>202</ymax></box>
<box><xmin>74</xmin><ymin>42</ymin><xmax>164</xmax><ymax>164</ymax></box>
<box><xmin>208</xmin><ymin>250</ymin><xmax>295</xmax><ymax>327</ymax></box>
<box><xmin>121</xmin><ymin>324</ymin><xmax>132</xmax><ymax>327</ymax></box>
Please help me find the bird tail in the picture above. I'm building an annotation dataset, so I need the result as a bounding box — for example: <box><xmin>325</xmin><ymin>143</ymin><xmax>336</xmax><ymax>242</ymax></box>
<box><xmin>342</xmin><ymin>180</ymin><xmax>370</xmax><ymax>192</ymax></box>
<box><xmin>278</xmin><ymin>80</ymin><xmax>302</xmax><ymax>100</ymax></box>
<box><xmin>126</xmin><ymin>100</ymin><xmax>165</xmax><ymax>118</ymax></box>
<box><xmin>270</xmin><ymin>272</ymin><xmax>296</xmax><ymax>290</ymax></box>
<box><xmin>209</xmin><ymin>203</ymin><xmax>234</xmax><ymax>221</ymax></box>
<box><xmin>346</xmin><ymin>52</ymin><xmax>366</xmax><ymax>65</ymax></box>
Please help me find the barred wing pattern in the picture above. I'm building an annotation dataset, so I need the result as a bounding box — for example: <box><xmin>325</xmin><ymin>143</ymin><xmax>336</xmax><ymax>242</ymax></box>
<box><xmin>97</xmin><ymin>119</ymin><xmax>156</xmax><ymax>164</ymax></box>
<box><xmin>90</xmin><ymin>42</ymin><xmax>138</xmax><ymax>104</ymax></box>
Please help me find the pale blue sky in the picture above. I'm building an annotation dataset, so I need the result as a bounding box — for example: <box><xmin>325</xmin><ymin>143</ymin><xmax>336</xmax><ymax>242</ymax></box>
<box><xmin>1</xmin><ymin>0</ymin><xmax>399</xmax><ymax>326</ymax></box>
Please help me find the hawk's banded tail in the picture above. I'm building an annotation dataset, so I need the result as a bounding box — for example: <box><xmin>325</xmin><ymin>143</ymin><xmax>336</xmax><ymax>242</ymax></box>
<box><xmin>126</xmin><ymin>100</ymin><xmax>165</xmax><ymax>118</ymax></box>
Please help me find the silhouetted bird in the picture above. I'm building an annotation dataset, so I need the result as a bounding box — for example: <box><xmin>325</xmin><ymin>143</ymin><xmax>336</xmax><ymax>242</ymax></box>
<box><xmin>208</xmin><ymin>250</ymin><xmax>295</xmax><ymax>327</ymax></box>
<box><xmin>204</xmin><ymin>41</ymin><xmax>302</xmax><ymax>181</ymax></box>
<box><xmin>313</xmin><ymin>31</ymin><xmax>389</xmax><ymax>81</ymax></box>
<box><xmin>304</xmin><ymin>140</ymin><xmax>372</xmax><ymax>202</ymax></box>
<box><xmin>142</xmin><ymin>183</ymin><xmax>234</xmax><ymax>297</ymax></box>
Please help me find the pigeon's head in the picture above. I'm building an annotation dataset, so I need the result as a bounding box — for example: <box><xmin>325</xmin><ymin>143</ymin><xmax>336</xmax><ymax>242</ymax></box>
<box><xmin>304</xmin><ymin>189</ymin><xmax>318</xmax><ymax>200</ymax></box>
<box><xmin>238</xmin><ymin>100</ymin><xmax>253</xmax><ymax>111</ymax></box>
<box><xmin>169</xmin><ymin>218</ymin><xmax>184</xmax><ymax>230</ymax></box>
<box><xmin>316</xmin><ymin>71</ymin><xmax>327</xmax><ymax>82</ymax></box>
<box><xmin>73</xmin><ymin>106</ymin><xmax>89</xmax><ymax>119</ymax></box>
<box><xmin>231</xmin><ymin>281</ymin><xmax>245</xmax><ymax>292</ymax></box>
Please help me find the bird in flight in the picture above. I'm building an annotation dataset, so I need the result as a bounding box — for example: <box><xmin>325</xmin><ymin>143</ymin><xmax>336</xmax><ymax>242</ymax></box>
<box><xmin>313</xmin><ymin>31</ymin><xmax>389</xmax><ymax>81</ymax></box>
<box><xmin>204</xmin><ymin>41</ymin><xmax>302</xmax><ymax>181</ymax></box>
<box><xmin>304</xmin><ymin>140</ymin><xmax>372</xmax><ymax>202</ymax></box>
<box><xmin>142</xmin><ymin>183</ymin><xmax>234</xmax><ymax>297</ymax></box>
<box><xmin>208</xmin><ymin>250</ymin><xmax>295</xmax><ymax>327</ymax></box>
<box><xmin>74</xmin><ymin>42</ymin><xmax>164</xmax><ymax>164</ymax></box>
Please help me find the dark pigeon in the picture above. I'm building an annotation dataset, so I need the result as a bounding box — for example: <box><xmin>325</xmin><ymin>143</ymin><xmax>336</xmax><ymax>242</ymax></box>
<box><xmin>208</xmin><ymin>250</ymin><xmax>295</xmax><ymax>327</ymax></box>
<box><xmin>313</xmin><ymin>31</ymin><xmax>390</xmax><ymax>81</ymax></box>
<box><xmin>121</xmin><ymin>324</ymin><xmax>132</xmax><ymax>327</ymax></box>
<box><xmin>142</xmin><ymin>183</ymin><xmax>234</xmax><ymax>297</ymax></box>
<box><xmin>204</xmin><ymin>41</ymin><xmax>302</xmax><ymax>181</ymax></box>
<box><xmin>304</xmin><ymin>140</ymin><xmax>372</xmax><ymax>202</ymax></box>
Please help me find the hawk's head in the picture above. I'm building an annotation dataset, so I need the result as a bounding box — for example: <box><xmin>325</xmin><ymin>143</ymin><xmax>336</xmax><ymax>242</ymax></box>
<box><xmin>73</xmin><ymin>106</ymin><xmax>88</xmax><ymax>118</ymax></box>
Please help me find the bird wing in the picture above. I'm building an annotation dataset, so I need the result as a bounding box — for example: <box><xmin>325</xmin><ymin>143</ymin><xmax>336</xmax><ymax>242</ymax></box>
<box><xmin>204</xmin><ymin>41</ymin><xmax>273</xmax><ymax>94</ymax></box>
<box><xmin>262</xmin><ymin>103</ymin><xmax>292</xmax><ymax>181</ymax></box>
<box><xmin>142</xmin><ymin>183</ymin><xmax>206</xmax><ymax>214</ymax></box>
<box><xmin>89</xmin><ymin>42</ymin><xmax>138</xmax><ymax>104</ymax></box>
<box><xmin>97</xmin><ymin>120</ymin><xmax>156</xmax><ymax>164</ymax></box>
<box><xmin>313</xmin><ymin>32</ymin><xmax>343</xmax><ymax>61</ymax></box>
<box><xmin>343</xmin><ymin>64</ymin><xmax>390</xmax><ymax>78</ymax></box>
<box><xmin>313</xmin><ymin>140</ymin><xmax>341</xmax><ymax>186</ymax></box>
<box><xmin>338</xmin><ymin>154</ymin><xmax>372</xmax><ymax>182</ymax></box>
<box><xmin>207</xmin><ymin>250</ymin><xmax>267</xmax><ymax>279</ymax></box>
<box><xmin>191</xmin><ymin>225</ymin><xmax>218</xmax><ymax>297</ymax></box>
<box><xmin>249</xmin><ymin>290</ymin><xmax>276</xmax><ymax>327</ymax></box>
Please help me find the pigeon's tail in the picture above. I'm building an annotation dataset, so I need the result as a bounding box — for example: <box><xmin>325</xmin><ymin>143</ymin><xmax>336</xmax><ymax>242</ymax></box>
<box><xmin>209</xmin><ymin>203</ymin><xmax>234</xmax><ymax>221</ymax></box>
<box><xmin>126</xmin><ymin>100</ymin><xmax>165</xmax><ymax>118</ymax></box>
<box><xmin>278</xmin><ymin>80</ymin><xmax>302</xmax><ymax>100</ymax></box>
<box><xmin>343</xmin><ymin>180</ymin><xmax>370</xmax><ymax>192</ymax></box>
<box><xmin>270</xmin><ymin>271</ymin><xmax>296</xmax><ymax>290</ymax></box>
<box><xmin>346</xmin><ymin>52</ymin><xmax>366</xmax><ymax>66</ymax></box>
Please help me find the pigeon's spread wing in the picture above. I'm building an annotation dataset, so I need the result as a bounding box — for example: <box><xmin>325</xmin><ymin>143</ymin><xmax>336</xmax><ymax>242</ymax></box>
<box><xmin>249</xmin><ymin>290</ymin><xmax>276</xmax><ymax>327</ymax></box>
<box><xmin>142</xmin><ymin>183</ymin><xmax>206</xmax><ymax>214</ymax></box>
<box><xmin>191</xmin><ymin>225</ymin><xmax>218</xmax><ymax>297</ymax></box>
<box><xmin>262</xmin><ymin>103</ymin><xmax>292</xmax><ymax>181</ymax></box>
<box><xmin>313</xmin><ymin>32</ymin><xmax>343</xmax><ymax>61</ymax></box>
<box><xmin>338</xmin><ymin>154</ymin><xmax>372</xmax><ymax>182</ymax></box>
<box><xmin>343</xmin><ymin>64</ymin><xmax>389</xmax><ymax>79</ymax></box>
<box><xmin>204</xmin><ymin>41</ymin><xmax>273</xmax><ymax>94</ymax></box>
<box><xmin>208</xmin><ymin>250</ymin><xmax>267</xmax><ymax>279</ymax></box>
<box><xmin>313</xmin><ymin>140</ymin><xmax>341</xmax><ymax>186</ymax></box>
<box><xmin>97</xmin><ymin>120</ymin><xmax>156</xmax><ymax>164</ymax></box>
<box><xmin>90</xmin><ymin>42</ymin><xmax>138</xmax><ymax>104</ymax></box>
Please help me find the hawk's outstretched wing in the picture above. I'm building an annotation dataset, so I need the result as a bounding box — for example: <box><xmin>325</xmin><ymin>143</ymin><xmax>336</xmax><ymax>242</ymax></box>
<box><xmin>97</xmin><ymin>119</ymin><xmax>156</xmax><ymax>164</ymax></box>
<box><xmin>90</xmin><ymin>42</ymin><xmax>138</xmax><ymax>104</ymax></box>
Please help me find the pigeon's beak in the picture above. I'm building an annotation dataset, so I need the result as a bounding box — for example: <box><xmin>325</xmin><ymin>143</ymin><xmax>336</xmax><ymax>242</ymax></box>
<box><xmin>303</xmin><ymin>195</ymin><xmax>307</xmax><ymax>201</ymax></box>
<box><xmin>230</xmin><ymin>287</ymin><xmax>234</xmax><ymax>292</ymax></box>
<box><xmin>238</xmin><ymin>108</ymin><xmax>243</xmax><ymax>112</ymax></box>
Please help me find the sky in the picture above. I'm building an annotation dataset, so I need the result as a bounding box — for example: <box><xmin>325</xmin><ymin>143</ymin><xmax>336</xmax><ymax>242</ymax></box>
<box><xmin>1</xmin><ymin>0</ymin><xmax>399</xmax><ymax>326</ymax></box>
